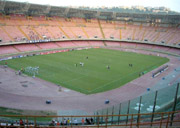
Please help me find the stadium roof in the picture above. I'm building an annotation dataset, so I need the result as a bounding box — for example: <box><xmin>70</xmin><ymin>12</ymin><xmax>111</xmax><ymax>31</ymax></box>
<box><xmin>7</xmin><ymin>0</ymin><xmax>180</xmax><ymax>13</ymax></box>
<box><xmin>0</xmin><ymin>0</ymin><xmax>180</xmax><ymax>24</ymax></box>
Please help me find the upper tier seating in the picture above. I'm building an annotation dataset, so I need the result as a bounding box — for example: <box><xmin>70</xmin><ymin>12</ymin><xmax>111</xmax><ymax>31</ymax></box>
<box><xmin>0</xmin><ymin>15</ymin><xmax>180</xmax><ymax>46</ymax></box>
<box><xmin>3</xmin><ymin>26</ymin><xmax>25</xmax><ymax>42</ymax></box>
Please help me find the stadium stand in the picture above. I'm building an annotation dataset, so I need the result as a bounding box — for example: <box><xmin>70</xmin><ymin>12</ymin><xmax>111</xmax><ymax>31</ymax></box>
<box><xmin>56</xmin><ymin>41</ymin><xmax>77</xmax><ymax>47</ymax></box>
<box><xmin>0</xmin><ymin>26</ymin><xmax>12</xmax><ymax>42</ymax></box>
<box><xmin>0</xmin><ymin>1</ymin><xmax>180</xmax><ymax>127</ymax></box>
<box><xmin>73</xmin><ymin>41</ymin><xmax>90</xmax><ymax>47</ymax></box>
<box><xmin>0</xmin><ymin>45</ymin><xmax>18</xmax><ymax>54</ymax></box>
<box><xmin>1</xmin><ymin>14</ymin><xmax>180</xmax><ymax>46</ymax></box>
<box><xmin>36</xmin><ymin>42</ymin><xmax>60</xmax><ymax>49</ymax></box>
<box><xmin>88</xmin><ymin>41</ymin><xmax>105</xmax><ymax>46</ymax></box>
<box><xmin>105</xmin><ymin>41</ymin><xmax>121</xmax><ymax>47</ymax></box>
<box><xmin>120</xmin><ymin>42</ymin><xmax>137</xmax><ymax>49</ymax></box>
<box><xmin>13</xmin><ymin>44</ymin><xmax>40</xmax><ymax>52</ymax></box>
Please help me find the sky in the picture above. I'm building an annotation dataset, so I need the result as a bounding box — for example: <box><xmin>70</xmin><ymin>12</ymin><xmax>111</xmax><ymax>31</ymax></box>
<box><xmin>10</xmin><ymin>0</ymin><xmax>180</xmax><ymax>12</ymax></box>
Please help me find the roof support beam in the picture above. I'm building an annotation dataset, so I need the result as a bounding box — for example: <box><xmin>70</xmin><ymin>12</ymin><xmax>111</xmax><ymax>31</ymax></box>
<box><xmin>112</xmin><ymin>12</ymin><xmax>116</xmax><ymax>19</ymax></box>
<box><xmin>0</xmin><ymin>0</ymin><xmax>6</xmax><ymax>11</ymax></box>
<box><xmin>96</xmin><ymin>11</ymin><xmax>101</xmax><ymax>18</ymax></box>
<box><xmin>23</xmin><ymin>2</ymin><xmax>30</xmax><ymax>13</ymax></box>
<box><xmin>64</xmin><ymin>8</ymin><xmax>70</xmax><ymax>16</ymax></box>
<box><xmin>44</xmin><ymin>5</ymin><xmax>51</xmax><ymax>14</ymax></box>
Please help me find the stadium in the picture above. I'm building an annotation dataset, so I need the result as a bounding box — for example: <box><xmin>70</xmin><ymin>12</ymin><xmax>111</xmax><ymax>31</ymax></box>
<box><xmin>0</xmin><ymin>0</ymin><xmax>180</xmax><ymax>127</ymax></box>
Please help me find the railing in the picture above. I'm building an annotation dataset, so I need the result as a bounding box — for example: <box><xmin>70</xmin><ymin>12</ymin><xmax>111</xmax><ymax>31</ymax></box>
<box><xmin>95</xmin><ymin>83</ymin><xmax>180</xmax><ymax>124</ymax></box>
<box><xmin>0</xmin><ymin>111</ymin><xmax>180</xmax><ymax>127</ymax></box>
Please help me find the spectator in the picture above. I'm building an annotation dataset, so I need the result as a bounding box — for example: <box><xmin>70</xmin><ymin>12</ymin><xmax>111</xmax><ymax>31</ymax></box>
<box><xmin>86</xmin><ymin>118</ymin><xmax>91</xmax><ymax>124</ymax></box>
<box><xmin>67</xmin><ymin>118</ymin><xmax>70</xmax><ymax>125</ymax></box>
<box><xmin>19</xmin><ymin>118</ymin><xmax>24</xmax><ymax>126</ymax></box>
<box><xmin>49</xmin><ymin>120</ymin><xmax>55</xmax><ymax>126</ymax></box>
<box><xmin>74</xmin><ymin>118</ymin><xmax>78</xmax><ymax>125</ymax></box>
<box><xmin>81</xmin><ymin>118</ymin><xmax>85</xmax><ymax>125</ymax></box>
<box><xmin>14</xmin><ymin>120</ymin><xmax>18</xmax><ymax>126</ymax></box>
<box><xmin>56</xmin><ymin>121</ymin><xmax>60</xmax><ymax>126</ymax></box>
<box><xmin>10</xmin><ymin>123</ymin><xmax>16</xmax><ymax>128</ymax></box>
<box><xmin>63</xmin><ymin>118</ymin><xmax>67</xmax><ymax>125</ymax></box>
<box><xmin>90</xmin><ymin>117</ymin><xmax>94</xmax><ymax>124</ymax></box>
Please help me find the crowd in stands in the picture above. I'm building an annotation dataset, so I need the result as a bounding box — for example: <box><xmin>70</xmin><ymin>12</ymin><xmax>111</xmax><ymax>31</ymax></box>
<box><xmin>3</xmin><ymin>118</ymin><xmax>94</xmax><ymax>127</ymax></box>
<box><xmin>49</xmin><ymin>117</ymin><xmax>94</xmax><ymax>126</ymax></box>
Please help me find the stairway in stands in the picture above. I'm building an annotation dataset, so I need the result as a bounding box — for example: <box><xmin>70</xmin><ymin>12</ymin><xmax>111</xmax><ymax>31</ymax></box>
<box><xmin>58</xmin><ymin>26</ymin><xmax>70</xmax><ymax>39</ymax></box>
<box><xmin>17</xmin><ymin>26</ymin><xmax>30</xmax><ymax>40</ymax></box>
<box><xmin>12</xmin><ymin>45</ymin><xmax>21</xmax><ymax>52</ymax></box>
<box><xmin>31</xmin><ymin>26</ymin><xmax>43</xmax><ymax>39</ymax></box>
<box><xmin>1</xmin><ymin>26</ymin><xmax>14</xmax><ymax>42</ymax></box>
<box><xmin>98</xmin><ymin>20</ymin><xmax>107</xmax><ymax>46</ymax></box>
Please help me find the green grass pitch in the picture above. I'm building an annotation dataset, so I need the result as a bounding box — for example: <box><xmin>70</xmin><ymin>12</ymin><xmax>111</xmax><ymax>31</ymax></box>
<box><xmin>1</xmin><ymin>48</ymin><xmax>169</xmax><ymax>94</ymax></box>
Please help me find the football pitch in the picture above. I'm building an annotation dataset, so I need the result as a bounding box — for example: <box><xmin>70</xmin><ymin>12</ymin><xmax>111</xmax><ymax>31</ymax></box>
<box><xmin>1</xmin><ymin>48</ymin><xmax>169</xmax><ymax>94</ymax></box>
